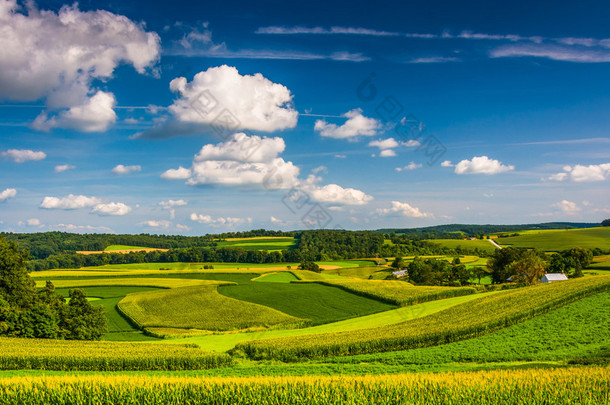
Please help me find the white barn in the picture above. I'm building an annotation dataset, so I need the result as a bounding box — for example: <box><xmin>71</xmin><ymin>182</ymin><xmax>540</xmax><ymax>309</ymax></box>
<box><xmin>541</xmin><ymin>273</ymin><xmax>568</xmax><ymax>283</ymax></box>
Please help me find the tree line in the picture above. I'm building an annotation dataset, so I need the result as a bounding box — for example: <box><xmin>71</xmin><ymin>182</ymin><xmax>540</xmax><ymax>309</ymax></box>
<box><xmin>0</xmin><ymin>237</ymin><xmax>106</xmax><ymax>340</ymax></box>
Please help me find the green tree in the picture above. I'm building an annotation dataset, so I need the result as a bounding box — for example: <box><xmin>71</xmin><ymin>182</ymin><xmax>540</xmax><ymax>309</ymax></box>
<box><xmin>0</xmin><ymin>238</ymin><xmax>37</xmax><ymax>309</ymax></box>
<box><xmin>64</xmin><ymin>289</ymin><xmax>107</xmax><ymax>340</ymax></box>
<box><xmin>487</xmin><ymin>247</ymin><xmax>527</xmax><ymax>284</ymax></box>
<box><xmin>601</xmin><ymin>219</ymin><xmax>610</xmax><ymax>227</ymax></box>
<box><xmin>298</xmin><ymin>261</ymin><xmax>320</xmax><ymax>273</ymax></box>
<box><xmin>391</xmin><ymin>256</ymin><xmax>405</xmax><ymax>269</ymax></box>
<box><xmin>507</xmin><ymin>251</ymin><xmax>547</xmax><ymax>285</ymax></box>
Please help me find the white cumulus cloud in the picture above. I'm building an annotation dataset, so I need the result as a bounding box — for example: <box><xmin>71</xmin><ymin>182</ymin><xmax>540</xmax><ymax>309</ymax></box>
<box><xmin>0</xmin><ymin>1</ymin><xmax>160</xmax><ymax>132</ymax></box>
<box><xmin>549</xmin><ymin>163</ymin><xmax>610</xmax><ymax>182</ymax></box>
<box><xmin>54</xmin><ymin>164</ymin><xmax>76</xmax><ymax>173</ymax></box>
<box><xmin>91</xmin><ymin>202</ymin><xmax>131</xmax><ymax>216</ymax></box>
<box><xmin>136</xmin><ymin>65</ymin><xmax>298</xmax><ymax>139</ymax></box>
<box><xmin>377</xmin><ymin>201</ymin><xmax>433</xmax><ymax>218</ymax></box>
<box><xmin>552</xmin><ymin>200</ymin><xmax>580</xmax><ymax>214</ymax></box>
<box><xmin>395</xmin><ymin>162</ymin><xmax>422</xmax><ymax>171</ymax></box>
<box><xmin>140</xmin><ymin>220</ymin><xmax>171</xmax><ymax>229</ymax></box>
<box><xmin>40</xmin><ymin>194</ymin><xmax>101</xmax><ymax>210</ymax></box>
<box><xmin>1</xmin><ymin>149</ymin><xmax>46</xmax><ymax>163</ymax></box>
<box><xmin>0</xmin><ymin>188</ymin><xmax>17</xmax><ymax>202</ymax></box>
<box><xmin>368</xmin><ymin>138</ymin><xmax>399</xmax><ymax>150</ymax></box>
<box><xmin>454</xmin><ymin>156</ymin><xmax>514</xmax><ymax>175</ymax></box>
<box><xmin>190</xmin><ymin>213</ymin><xmax>252</xmax><ymax>226</ymax></box>
<box><xmin>315</xmin><ymin>108</ymin><xmax>381</xmax><ymax>139</ymax></box>
<box><xmin>112</xmin><ymin>164</ymin><xmax>142</xmax><ymax>175</ymax></box>
<box><xmin>159</xmin><ymin>199</ymin><xmax>188</xmax><ymax>219</ymax></box>
<box><xmin>161</xmin><ymin>166</ymin><xmax>192</xmax><ymax>180</ymax></box>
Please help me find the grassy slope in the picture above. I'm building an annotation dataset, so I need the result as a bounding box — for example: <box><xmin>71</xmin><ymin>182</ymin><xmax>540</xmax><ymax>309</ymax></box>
<box><xmin>118</xmin><ymin>285</ymin><xmax>303</xmax><ymax>331</ymax></box>
<box><xmin>172</xmin><ymin>293</ymin><xmax>494</xmax><ymax>352</ymax></box>
<box><xmin>328</xmin><ymin>291</ymin><xmax>610</xmax><ymax>365</ymax></box>
<box><xmin>238</xmin><ymin>276</ymin><xmax>610</xmax><ymax>360</ymax></box>
<box><xmin>252</xmin><ymin>272</ymin><xmax>299</xmax><ymax>283</ymax></box>
<box><xmin>218</xmin><ymin>282</ymin><xmax>396</xmax><ymax>325</ymax></box>
<box><xmin>496</xmin><ymin>227</ymin><xmax>610</xmax><ymax>251</ymax></box>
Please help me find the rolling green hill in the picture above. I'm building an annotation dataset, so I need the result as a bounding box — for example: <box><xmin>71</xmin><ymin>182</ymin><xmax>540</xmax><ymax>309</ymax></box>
<box><xmin>495</xmin><ymin>227</ymin><xmax>610</xmax><ymax>251</ymax></box>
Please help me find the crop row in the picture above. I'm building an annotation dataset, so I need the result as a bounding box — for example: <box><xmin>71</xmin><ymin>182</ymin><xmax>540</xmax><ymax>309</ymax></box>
<box><xmin>310</xmin><ymin>279</ymin><xmax>477</xmax><ymax>306</ymax></box>
<box><xmin>0</xmin><ymin>367</ymin><xmax>606</xmax><ymax>404</ymax></box>
<box><xmin>237</xmin><ymin>276</ymin><xmax>610</xmax><ymax>361</ymax></box>
<box><xmin>0</xmin><ymin>337</ymin><xmax>232</xmax><ymax>371</ymax></box>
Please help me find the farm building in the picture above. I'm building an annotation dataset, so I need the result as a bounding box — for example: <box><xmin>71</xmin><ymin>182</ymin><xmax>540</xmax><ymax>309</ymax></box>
<box><xmin>392</xmin><ymin>270</ymin><xmax>408</xmax><ymax>278</ymax></box>
<box><xmin>541</xmin><ymin>273</ymin><xmax>568</xmax><ymax>283</ymax></box>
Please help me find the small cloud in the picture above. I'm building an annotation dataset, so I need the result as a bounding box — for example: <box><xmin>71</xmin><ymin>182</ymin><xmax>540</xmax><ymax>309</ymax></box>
<box><xmin>377</xmin><ymin>201</ymin><xmax>433</xmax><ymax>218</ymax></box>
<box><xmin>26</xmin><ymin>218</ymin><xmax>43</xmax><ymax>227</ymax></box>
<box><xmin>402</xmin><ymin>140</ymin><xmax>421</xmax><ymax>147</ymax></box>
<box><xmin>334</xmin><ymin>154</ymin><xmax>347</xmax><ymax>159</ymax></box>
<box><xmin>0</xmin><ymin>188</ymin><xmax>17</xmax><ymax>202</ymax></box>
<box><xmin>140</xmin><ymin>220</ymin><xmax>171</xmax><ymax>229</ymax></box>
<box><xmin>441</xmin><ymin>160</ymin><xmax>453</xmax><ymax>167</ymax></box>
<box><xmin>315</xmin><ymin>108</ymin><xmax>381</xmax><ymax>139</ymax></box>
<box><xmin>54</xmin><ymin>164</ymin><xmax>76</xmax><ymax>173</ymax></box>
<box><xmin>368</xmin><ymin>138</ymin><xmax>399</xmax><ymax>150</ymax></box>
<box><xmin>91</xmin><ymin>202</ymin><xmax>131</xmax><ymax>216</ymax></box>
<box><xmin>161</xmin><ymin>166</ymin><xmax>192</xmax><ymax>180</ymax></box>
<box><xmin>395</xmin><ymin>162</ymin><xmax>422</xmax><ymax>171</ymax></box>
<box><xmin>379</xmin><ymin>149</ymin><xmax>397</xmax><ymax>157</ymax></box>
<box><xmin>552</xmin><ymin>200</ymin><xmax>580</xmax><ymax>214</ymax></box>
<box><xmin>112</xmin><ymin>164</ymin><xmax>142</xmax><ymax>175</ymax></box>
<box><xmin>159</xmin><ymin>199</ymin><xmax>188</xmax><ymax>219</ymax></box>
<box><xmin>311</xmin><ymin>166</ymin><xmax>328</xmax><ymax>174</ymax></box>
<box><xmin>190</xmin><ymin>213</ymin><xmax>251</xmax><ymax>226</ymax></box>
<box><xmin>454</xmin><ymin>156</ymin><xmax>514</xmax><ymax>175</ymax></box>
<box><xmin>1</xmin><ymin>149</ymin><xmax>46</xmax><ymax>163</ymax></box>
<box><xmin>270</xmin><ymin>216</ymin><xmax>285</xmax><ymax>225</ymax></box>
<box><xmin>176</xmin><ymin>224</ymin><xmax>190</xmax><ymax>231</ymax></box>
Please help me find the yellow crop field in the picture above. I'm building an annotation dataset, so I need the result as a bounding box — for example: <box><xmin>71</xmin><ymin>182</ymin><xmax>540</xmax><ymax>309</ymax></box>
<box><xmin>0</xmin><ymin>337</ymin><xmax>231</xmax><ymax>371</ymax></box>
<box><xmin>0</xmin><ymin>367</ymin><xmax>606</xmax><ymax>404</ymax></box>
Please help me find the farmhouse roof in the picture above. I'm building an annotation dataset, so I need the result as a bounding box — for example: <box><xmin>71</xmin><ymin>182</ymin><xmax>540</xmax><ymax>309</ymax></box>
<box><xmin>542</xmin><ymin>273</ymin><xmax>569</xmax><ymax>282</ymax></box>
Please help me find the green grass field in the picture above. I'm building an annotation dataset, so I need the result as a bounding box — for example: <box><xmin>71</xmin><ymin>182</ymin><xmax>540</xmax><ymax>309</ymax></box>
<box><xmin>496</xmin><ymin>226</ymin><xmax>610</xmax><ymax>251</ymax></box>
<box><xmin>328</xmin><ymin>291</ymin><xmax>610</xmax><ymax>365</ymax></box>
<box><xmin>218</xmin><ymin>282</ymin><xmax>396</xmax><ymax>325</ymax></box>
<box><xmin>172</xmin><ymin>292</ymin><xmax>494</xmax><ymax>352</ymax></box>
<box><xmin>216</xmin><ymin>237</ymin><xmax>297</xmax><ymax>251</ymax></box>
<box><xmin>118</xmin><ymin>284</ymin><xmax>304</xmax><ymax>331</ymax></box>
<box><xmin>252</xmin><ymin>272</ymin><xmax>299</xmax><ymax>283</ymax></box>
<box><xmin>428</xmin><ymin>238</ymin><xmax>498</xmax><ymax>253</ymax></box>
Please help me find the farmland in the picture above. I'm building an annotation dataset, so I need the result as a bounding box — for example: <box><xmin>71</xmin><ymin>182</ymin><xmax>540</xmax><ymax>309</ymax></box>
<box><xmin>2</xmin><ymin>226</ymin><xmax>610</xmax><ymax>403</ymax></box>
<box><xmin>215</xmin><ymin>237</ymin><xmax>297</xmax><ymax>251</ymax></box>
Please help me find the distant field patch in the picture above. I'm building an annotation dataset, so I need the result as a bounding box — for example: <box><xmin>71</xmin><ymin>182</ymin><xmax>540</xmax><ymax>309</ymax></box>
<box><xmin>428</xmin><ymin>239</ymin><xmax>498</xmax><ymax>253</ymax></box>
<box><xmin>252</xmin><ymin>272</ymin><xmax>299</xmax><ymax>283</ymax></box>
<box><xmin>77</xmin><ymin>246</ymin><xmax>169</xmax><ymax>255</ymax></box>
<box><xmin>118</xmin><ymin>285</ymin><xmax>303</xmax><ymax>331</ymax></box>
<box><xmin>496</xmin><ymin>226</ymin><xmax>610</xmax><ymax>251</ymax></box>
<box><xmin>216</xmin><ymin>237</ymin><xmax>296</xmax><ymax>251</ymax></box>
<box><xmin>35</xmin><ymin>278</ymin><xmax>226</xmax><ymax>289</ymax></box>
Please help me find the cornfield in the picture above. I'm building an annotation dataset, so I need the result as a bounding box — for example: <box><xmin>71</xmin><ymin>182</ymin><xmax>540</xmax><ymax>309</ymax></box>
<box><xmin>0</xmin><ymin>367</ymin><xmax>606</xmax><ymax>404</ymax></box>
<box><xmin>238</xmin><ymin>275</ymin><xmax>610</xmax><ymax>360</ymax></box>
<box><xmin>0</xmin><ymin>337</ymin><xmax>232</xmax><ymax>371</ymax></box>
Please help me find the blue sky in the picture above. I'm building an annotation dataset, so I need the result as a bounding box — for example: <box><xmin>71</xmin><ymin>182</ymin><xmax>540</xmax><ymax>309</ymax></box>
<box><xmin>0</xmin><ymin>0</ymin><xmax>609</xmax><ymax>234</ymax></box>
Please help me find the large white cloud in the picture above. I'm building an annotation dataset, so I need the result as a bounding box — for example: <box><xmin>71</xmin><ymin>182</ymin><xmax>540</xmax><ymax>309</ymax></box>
<box><xmin>91</xmin><ymin>202</ymin><xmax>131</xmax><ymax>216</ymax></box>
<box><xmin>163</xmin><ymin>133</ymin><xmax>300</xmax><ymax>189</ymax></box>
<box><xmin>0</xmin><ymin>1</ymin><xmax>160</xmax><ymax>132</ymax></box>
<box><xmin>0</xmin><ymin>188</ymin><xmax>17</xmax><ymax>202</ymax></box>
<box><xmin>40</xmin><ymin>194</ymin><xmax>101</xmax><ymax>210</ymax></box>
<box><xmin>454</xmin><ymin>156</ymin><xmax>514</xmax><ymax>175</ymax></box>
<box><xmin>136</xmin><ymin>65</ymin><xmax>298</xmax><ymax>139</ymax></box>
<box><xmin>314</xmin><ymin>108</ymin><xmax>381</xmax><ymax>139</ymax></box>
<box><xmin>549</xmin><ymin>163</ymin><xmax>610</xmax><ymax>182</ymax></box>
<box><xmin>164</xmin><ymin>132</ymin><xmax>373</xmax><ymax>205</ymax></box>
<box><xmin>377</xmin><ymin>201</ymin><xmax>433</xmax><ymax>218</ymax></box>
<box><xmin>1</xmin><ymin>149</ymin><xmax>46</xmax><ymax>163</ymax></box>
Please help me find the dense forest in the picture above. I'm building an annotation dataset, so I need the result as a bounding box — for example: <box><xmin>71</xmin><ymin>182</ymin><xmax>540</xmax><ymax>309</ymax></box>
<box><xmin>378</xmin><ymin>222</ymin><xmax>600</xmax><ymax>239</ymax></box>
<box><xmin>1</xmin><ymin>229</ymin><xmax>294</xmax><ymax>260</ymax></box>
